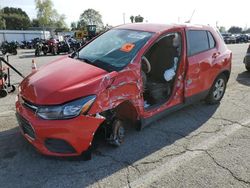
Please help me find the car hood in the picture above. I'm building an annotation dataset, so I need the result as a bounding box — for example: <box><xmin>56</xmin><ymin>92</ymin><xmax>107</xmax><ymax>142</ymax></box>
<box><xmin>20</xmin><ymin>56</ymin><xmax>109</xmax><ymax>105</ymax></box>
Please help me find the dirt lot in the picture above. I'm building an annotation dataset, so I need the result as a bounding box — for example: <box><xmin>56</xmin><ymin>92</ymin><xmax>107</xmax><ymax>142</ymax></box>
<box><xmin>0</xmin><ymin>44</ymin><xmax>250</xmax><ymax>188</ymax></box>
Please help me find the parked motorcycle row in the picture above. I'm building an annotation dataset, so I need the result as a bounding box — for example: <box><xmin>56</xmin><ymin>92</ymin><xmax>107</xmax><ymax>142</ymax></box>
<box><xmin>34</xmin><ymin>38</ymin><xmax>84</xmax><ymax>56</ymax></box>
<box><xmin>0</xmin><ymin>37</ymin><xmax>84</xmax><ymax>56</ymax></box>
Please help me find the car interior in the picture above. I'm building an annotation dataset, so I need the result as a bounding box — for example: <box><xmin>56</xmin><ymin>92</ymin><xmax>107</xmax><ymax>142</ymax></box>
<box><xmin>141</xmin><ymin>32</ymin><xmax>182</xmax><ymax>109</ymax></box>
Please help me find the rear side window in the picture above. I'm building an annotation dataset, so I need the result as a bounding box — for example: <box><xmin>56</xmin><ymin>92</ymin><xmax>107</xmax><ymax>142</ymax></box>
<box><xmin>207</xmin><ymin>31</ymin><xmax>216</xmax><ymax>48</ymax></box>
<box><xmin>187</xmin><ymin>30</ymin><xmax>216</xmax><ymax>56</ymax></box>
<box><xmin>187</xmin><ymin>30</ymin><xmax>209</xmax><ymax>56</ymax></box>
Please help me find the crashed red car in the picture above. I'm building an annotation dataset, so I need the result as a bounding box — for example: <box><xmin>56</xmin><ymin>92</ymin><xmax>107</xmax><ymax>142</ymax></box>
<box><xmin>16</xmin><ymin>23</ymin><xmax>232</xmax><ymax>158</ymax></box>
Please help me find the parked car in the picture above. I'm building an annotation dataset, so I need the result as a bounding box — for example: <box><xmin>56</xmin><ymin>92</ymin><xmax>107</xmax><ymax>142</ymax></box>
<box><xmin>16</xmin><ymin>23</ymin><xmax>232</xmax><ymax>159</ymax></box>
<box><xmin>243</xmin><ymin>44</ymin><xmax>250</xmax><ymax>71</ymax></box>
<box><xmin>222</xmin><ymin>33</ymin><xmax>236</xmax><ymax>44</ymax></box>
<box><xmin>235</xmin><ymin>34</ymin><xmax>249</xmax><ymax>43</ymax></box>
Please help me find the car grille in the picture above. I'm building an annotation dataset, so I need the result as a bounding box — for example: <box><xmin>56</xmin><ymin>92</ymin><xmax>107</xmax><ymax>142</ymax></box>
<box><xmin>16</xmin><ymin>113</ymin><xmax>36</xmax><ymax>139</ymax></box>
<box><xmin>45</xmin><ymin>138</ymin><xmax>76</xmax><ymax>154</ymax></box>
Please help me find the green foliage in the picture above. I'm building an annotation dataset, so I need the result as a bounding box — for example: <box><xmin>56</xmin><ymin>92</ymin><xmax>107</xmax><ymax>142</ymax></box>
<box><xmin>79</xmin><ymin>9</ymin><xmax>103</xmax><ymax>29</ymax></box>
<box><xmin>130</xmin><ymin>15</ymin><xmax>144</xmax><ymax>23</ymax></box>
<box><xmin>1</xmin><ymin>7</ymin><xmax>30</xmax><ymax>30</ymax></box>
<box><xmin>130</xmin><ymin>16</ymin><xmax>134</xmax><ymax>23</ymax></box>
<box><xmin>228</xmin><ymin>26</ymin><xmax>242</xmax><ymax>34</ymax></box>
<box><xmin>244</xmin><ymin>28</ymin><xmax>250</xmax><ymax>34</ymax></box>
<box><xmin>134</xmin><ymin>15</ymin><xmax>144</xmax><ymax>23</ymax></box>
<box><xmin>35</xmin><ymin>0</ymin><xmax>68</xmax><ymax>30</ymax></box>
<box><xmin>35</xmin><ymin>0</ymin><xmax>54</xmax><ymax>27</ymax></box>
<box><xmin>219</xmin><ymin>26</ymin><xmax>226</xmax><ymax>33</ymax></box>
<box><xmin>0</xmin><ymin>9</ymin><xmax>6</xmax><ymax>29</ymax></box>
<box><xmin>70</xmin><ymin>22</ymin><xmax>77</xmax><ymax>31</ymax></box>
<box><xmin>31</xmin><ymin>19</ymin><xmax>40</xmax><ymax>27</ymax></box>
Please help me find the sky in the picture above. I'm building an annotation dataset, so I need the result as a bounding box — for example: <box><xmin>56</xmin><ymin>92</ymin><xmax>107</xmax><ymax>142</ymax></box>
<box><xmin>0</xmin><ymin>0</ymin><xmax>249</xmax><ymax>30</ymax></box>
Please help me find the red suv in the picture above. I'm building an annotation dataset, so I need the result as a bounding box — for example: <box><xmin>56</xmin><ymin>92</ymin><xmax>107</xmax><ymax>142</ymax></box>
<box><xmin>16</xmin><ymin>23</ymin><xmax>232</xmax><ymax>158</ymax></box>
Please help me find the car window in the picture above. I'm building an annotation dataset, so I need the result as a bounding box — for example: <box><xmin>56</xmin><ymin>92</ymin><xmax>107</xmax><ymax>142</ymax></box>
<box><xmin>77</xmin><ymin>29</ymin><xmax>153</xmax><ymax>72</ymax></box>
<box><xmin>187</xmin><ymin>30</ymin><xmax>209</xmax><ymax>56</ymax></box>
<box><xmin>207</xmin><ymin>31</ymin><xmax>216</xmax><ymax>48</ymax></box>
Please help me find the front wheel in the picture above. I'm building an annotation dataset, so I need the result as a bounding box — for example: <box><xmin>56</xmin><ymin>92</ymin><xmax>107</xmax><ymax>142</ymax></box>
<box><xmin>246</xmin><ymin>65</ymin><xmax>250</xmax><ymax>72</ymax></box>
<box><xmin>0</xmin><ymin>89</ymin><xmax>8</xmax><ymax>98</ymax></box>
<box><xmin>108</xmin><ymin>120</ymin><xmax>125</xmax><ymax>147</ymax></box>
<box><xmin>205</xmin><ymin>74</ymin><xmax>227</xmax><ymax>105</ymax></box>
<box><xmin>12</xmin><ymin>49</ymin><xmax>17</xmax><ymax>55</ymax></box>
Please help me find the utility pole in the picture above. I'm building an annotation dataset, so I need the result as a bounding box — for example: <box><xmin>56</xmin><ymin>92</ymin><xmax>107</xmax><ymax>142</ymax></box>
<box><xmin>123</xmin><ymin>13</ymin><xmax>125</xmax><ymax>24</ymax></box>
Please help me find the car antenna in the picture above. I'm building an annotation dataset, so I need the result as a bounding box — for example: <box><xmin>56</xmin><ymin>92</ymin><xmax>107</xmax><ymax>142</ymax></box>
<box><xmin>185</xmin><ymin>9</ymin><xmax>196</xmax><ymax>23</ymax></box>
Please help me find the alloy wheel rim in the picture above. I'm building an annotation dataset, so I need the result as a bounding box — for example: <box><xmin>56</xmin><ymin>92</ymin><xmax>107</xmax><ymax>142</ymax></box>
<box><xmin>213</xmin><ymin>78</ymin><xmax>225</xmax><ymax>100</ymax></box>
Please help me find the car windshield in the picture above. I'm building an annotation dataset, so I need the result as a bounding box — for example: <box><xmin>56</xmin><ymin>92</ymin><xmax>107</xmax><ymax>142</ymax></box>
<box><xmin>77</xmin><ymin>29</ymin><xmax>153</xmax><ymax>72</ymax></box>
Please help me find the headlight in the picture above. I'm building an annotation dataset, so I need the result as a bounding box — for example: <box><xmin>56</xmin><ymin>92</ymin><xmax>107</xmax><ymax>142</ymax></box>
<box><xmin>37</xmin><ymin>95</ymin><xmax>96</xmax><ymax>120</ymax></box>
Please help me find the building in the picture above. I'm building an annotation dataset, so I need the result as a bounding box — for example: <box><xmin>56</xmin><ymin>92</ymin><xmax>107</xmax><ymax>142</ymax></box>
<box><xmin>0</xmin><ymin>30</ymin><xmax>51</xmax><ymax>43</ymax></box>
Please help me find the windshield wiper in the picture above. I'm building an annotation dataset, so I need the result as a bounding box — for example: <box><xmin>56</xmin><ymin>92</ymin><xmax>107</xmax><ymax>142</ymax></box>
<box><xmin>77</xmin><ymin>57</ymin><xmax>94</xmax><ymax>65</ymax></box>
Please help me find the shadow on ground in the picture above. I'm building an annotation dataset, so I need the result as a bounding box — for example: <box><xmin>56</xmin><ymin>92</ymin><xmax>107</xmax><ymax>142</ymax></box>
<box><xmin>18</xmin><ymin>53</ymin><xmax>58</xmax><ymax>59</ymax></box>
<box><xmin>236</xmin><ymin>71</ymin><xmax>250</xmax><ymax>86</ymax></box>
<box><xmin>0</xmin><ymin>102</ymin><xmax>219</xmax><ymax>187</ymax></box>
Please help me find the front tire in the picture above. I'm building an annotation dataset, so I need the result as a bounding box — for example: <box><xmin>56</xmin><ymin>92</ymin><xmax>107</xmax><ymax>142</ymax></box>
<box><xmin>0</xmin><ymin>89</ymin><xmax>8</xmax><ymax>98</ymax></box>
<box><xmin>109</xmin><ymin>120</ymin><xmax>125</xmax><ymax>147</ymax></box>
<box><xmin>12</xmin><ymin>49</ymin><xmax>17</xmax><ymax>55</ymax></box>
<box><xmin>246</xmin><ymin>65</ymin><xmax>250</xmax><ymax>72</ymax></box>
<box><xmin>205</xmin><ymin>74</ymin><xmax>227</xmax><ymax>105</ymax></box>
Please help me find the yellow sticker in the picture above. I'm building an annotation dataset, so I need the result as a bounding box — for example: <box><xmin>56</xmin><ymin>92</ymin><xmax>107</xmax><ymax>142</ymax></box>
<box><xmin>120</xmin><ymin>43</ymin><xmax>135</xmax><ymax>52</ymax></box>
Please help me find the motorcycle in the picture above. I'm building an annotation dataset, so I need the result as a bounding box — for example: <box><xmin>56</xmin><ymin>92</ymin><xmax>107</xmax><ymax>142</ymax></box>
<box><xmin>42</xmin><ymin>39</ymin><xmax>58</xmax><ymax>55</ymax></box>
<box><xmin>35</xmin><ymin>41</ymin><xmax>43</xmax><ymax>56</ymax></box>
<box><xmin>1</xmin><ymin>41</ymin><xmax>18</xmax><ymax>55</ymax></box>
<box><xmin>57</xmin><ymin>41</ymin><xmax>71</xmax><ymax>54</ymax></box>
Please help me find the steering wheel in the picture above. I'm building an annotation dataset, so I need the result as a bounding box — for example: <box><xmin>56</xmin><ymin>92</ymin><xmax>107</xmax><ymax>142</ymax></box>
<box><xmin>141</xmin><ymin>56</ymin><xmax>151</xmax><ymax>73</ymax></box>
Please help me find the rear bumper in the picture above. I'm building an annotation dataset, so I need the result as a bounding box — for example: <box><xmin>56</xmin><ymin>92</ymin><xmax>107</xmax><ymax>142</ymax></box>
<box><xmin>16</xmin><ymin>101</ymin><xmax>105</xmax><ymax>157</ymax></box>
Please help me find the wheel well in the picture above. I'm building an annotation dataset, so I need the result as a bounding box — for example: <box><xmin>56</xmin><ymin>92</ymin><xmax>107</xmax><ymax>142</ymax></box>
<box><xmin>220</xmin><ymin>70</ymin><xmax>230</xmax><ymax>82</ymax></box>
<box><xmin>114</xmin><ymin>101</ymin><xmax>139</xmax><ymax>123</ymax></box>
<box><xmin>92</xmin><ymin>101</ymin><xmax>139</xmax><ymax>146</ymax></box>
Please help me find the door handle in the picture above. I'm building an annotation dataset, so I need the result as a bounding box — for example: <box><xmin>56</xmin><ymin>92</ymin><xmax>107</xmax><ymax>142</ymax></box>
<box><xmin>212</xmin><ymin>52</ymin><xmax>220</xmax><ymax>59</ymax></box>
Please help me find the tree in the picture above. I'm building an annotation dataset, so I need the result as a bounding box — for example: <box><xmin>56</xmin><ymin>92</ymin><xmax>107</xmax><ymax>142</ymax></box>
<box><xmin>228</xmin><ymin>26</ymin><xmax>242</xmax><ymax>34</ymax></box>
<box><xmin>219</xmin><ymin>26</ymin><xmax>226</xmax><ymax>33</ymax></box>
<box><xmin>0</xmin><ymin>8</ymin><xmax>6</xmax><ymax>29</ymax></box>
<box><xmin>1</xmin><ymin>7</ymin><xmax>30</xmax><ymax>30</ymax></box>
<box><xmin>35</xmin><ymin>0</ymin><xmax>68</xmax><ymax>30</ymax></box>
<box><xmin>35</xmin><ymin>0</ymin><xmax>54</xmax><ymax>27</ymax></box>
<box><xmin>244</xmin><ymin>28</ymin><xmax>250</xmax><ymax>34</ymax></box>
<box><xmin>134</xmin><ymin>15</ymin><xmax>144</xmax><ymax>23</ymax></box>
<box><xmin>31</xmin><ymin>18</ymin><xmax>40</xmax><ymax>27</ymax></box>
<box><xmin>70</xmin><ymin>22</ymin><xmax>77</xmax><ymax>30</ymax></box>
<box><xmin>130</xmin><ymin>16</ymin><xmax>134</xmax><ymax>23</ymax></box>
<box><xmin>79</xmin><ymin>9</ymin><xmax>103</xmax><ymax>29</ymax></box>
<box><xmin>77</xmin><ymin>19</ymin><xmax>86</xmax><ymax>30</ymax></box>
<box><xmin>52</xmin><ymin>11</ymin><xmax>67</xmax><ymax>29</ymax></box>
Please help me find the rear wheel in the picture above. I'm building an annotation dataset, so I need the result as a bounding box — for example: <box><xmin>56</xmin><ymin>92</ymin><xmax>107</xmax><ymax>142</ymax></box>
<box><xmin>205</xmin><ymin>74</ymin><xmax>227</xmax><ymax>105</ymax></box>
<box><xmin>52</xmin><ymin>47</ymin><xmax>58</xmax><ymax>55</ymax></box>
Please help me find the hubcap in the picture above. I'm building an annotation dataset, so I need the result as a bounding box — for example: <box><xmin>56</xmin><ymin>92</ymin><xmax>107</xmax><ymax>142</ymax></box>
<box><xmin>117</xmin><ymin>126</ymin><xmax>125</xmax><ymax>142</ymax></box>
<box><xmin>213</xmin><ymin>78</ymin><xmax>225</xmax><ymax>100</ymax></box>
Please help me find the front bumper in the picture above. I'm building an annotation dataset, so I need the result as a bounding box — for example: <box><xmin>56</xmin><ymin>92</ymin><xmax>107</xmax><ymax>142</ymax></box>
<box><xmin>16</xmin><ymin>101</ymin><xmax>105</xmax><ymax>156</ymax></box>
